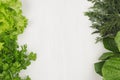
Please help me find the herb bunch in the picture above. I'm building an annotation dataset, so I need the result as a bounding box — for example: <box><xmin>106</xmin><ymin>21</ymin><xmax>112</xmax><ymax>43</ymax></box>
<box><xmin>85</xmin><ymin>0</ymin><xmax>120</xmax><ymax>40</ymax></box>
<box><xmin>0</xmin><ymin>0</ymin><xmax>36</xmax><ymax>80</ymax></box>
<box><xmin>86</xmin><ymin>0</ymin><xmax>120</xmax><ymax>80</ymax></box>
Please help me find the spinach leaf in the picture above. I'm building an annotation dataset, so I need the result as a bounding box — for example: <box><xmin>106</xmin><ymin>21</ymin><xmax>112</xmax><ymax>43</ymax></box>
<box><xmin>115</xmin><ymin>31</ymin><xmax>120</xmax><ymax>52</ymax></box>
<box><xmin>99</xmin><ymin>52</ymin><xmax>114</xmax><ymax>60</ymax></box>
<box><xmin>103</xmin><ymin>37</ymin><xmax>119</xmax><ymax>52</ymax></box>
<box><xmin>102</xmin><ymin>58</ymin><xmax>120</xmax><ymax>80</ymax></box>
<box><xmin>94</xmin><ymin>61</ymin><xmax>105</xmax><ymax>76</ymax></box>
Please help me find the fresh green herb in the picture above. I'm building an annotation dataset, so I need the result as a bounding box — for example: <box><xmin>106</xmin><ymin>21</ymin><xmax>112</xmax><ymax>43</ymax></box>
<box><xmin>103</xmin><ymin>37</ymin><xmax>119</xmax><ymax>52</ymax></box>
<box><xmin>94</xmin><ymin>61</ymin><xmax>104</xmax><ymax>76</ymax></box>
<box><xmin>0</xmin><ymin>0</ymin><xmax>36</xmax><ymax>80</ymax></box>
<box><xmin>85</xmin><ymin>0</ymin><xmax>120</xmax><ymax>41</ymax></box>
<box><xmin>99</xmin><ymin>52</ymin><xmax>114</xmax><ymax>60</ymax></box>
<box><xmin>85</xmin><ymin>0</ymin><xmax>120</xmax><ymax>80</ymax></box>
<box><xmin>95</xmin><ymin>32</ymin><xmax>120</xmax><ymax>80</ymax></box>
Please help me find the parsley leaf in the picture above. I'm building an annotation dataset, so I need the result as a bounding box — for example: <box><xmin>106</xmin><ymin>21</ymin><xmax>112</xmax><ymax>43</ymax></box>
<box><xmin>0</xmin><ymin>0</ymin><xmax>36</xmax><ymax>80</ymax></box>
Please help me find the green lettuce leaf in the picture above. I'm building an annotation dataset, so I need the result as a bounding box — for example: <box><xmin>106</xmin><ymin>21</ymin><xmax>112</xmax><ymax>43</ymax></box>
<box><xmin>115</xmin><ymin>31</ymin><xmax>120</xmax><ymax>52</ymax></box>
<box><xmin>102</xmin><ymin>57</ymin><xmax>120</xmax><ymax>80</ymax></box>
<box><xmin>0</xmin><ymin>0</ymin><xmax>36</xmax><ymax>80</ymax></box>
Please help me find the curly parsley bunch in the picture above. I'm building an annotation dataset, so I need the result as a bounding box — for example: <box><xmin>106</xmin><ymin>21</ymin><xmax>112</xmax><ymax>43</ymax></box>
<box><xmin>0</xmin><ymin>0</ymin><xmax>36</xmax><ymax>80</ymax></box>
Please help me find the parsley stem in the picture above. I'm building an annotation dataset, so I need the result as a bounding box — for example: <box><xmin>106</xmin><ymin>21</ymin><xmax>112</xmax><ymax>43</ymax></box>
<box><xmin>8</xmin><ymin>70</ymin><xmax>13</xmax><ymax>80</ymax></box>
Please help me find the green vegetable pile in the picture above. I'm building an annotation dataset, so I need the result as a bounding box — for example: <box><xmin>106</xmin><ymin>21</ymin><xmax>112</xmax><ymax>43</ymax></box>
<box><xmin>85</xmin><ymin>0</ymin><xmax>120</xmax><ymax>80</ymax></box>
<box><xmin>0</xmin><ymin>0</ymin><xmax>36</xmax><ymax>80</ymax></box>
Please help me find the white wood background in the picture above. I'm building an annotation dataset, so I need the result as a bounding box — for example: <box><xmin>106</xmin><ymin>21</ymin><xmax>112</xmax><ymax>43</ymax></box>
<box><xmin>18</xmin><ymin>0</ymin><xmax>106</xmax><ymax>80</ymax></box>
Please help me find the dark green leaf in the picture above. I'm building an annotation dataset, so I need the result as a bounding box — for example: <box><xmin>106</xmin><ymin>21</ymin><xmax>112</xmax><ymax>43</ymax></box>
<box><xmin>99</xmin><ymin>52</ymin><xmax>114</xmax><ymax>60</ymax></box>
<box><xmin>103</xmin><ymin>37</ymin><xmax>119</xmax><ymax>52</ymax></box>
<box><xmin>94</xmin><ymin>61</ymin><xmax>105</xmax><ymax>76</ymax></box>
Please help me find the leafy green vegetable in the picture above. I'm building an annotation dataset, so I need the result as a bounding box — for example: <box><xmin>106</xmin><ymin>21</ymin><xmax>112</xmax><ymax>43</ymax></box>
<box><xmin>102</xmin><ymin>57</ymin><xmax>120</xmax><ymax>80</ymax></box>
<box><xmin>94</xmin><ymin>61</ymin><xmax>105</xmax><ymax>76</ymax></box>
<box><xmin>99</xmin><ymin>52</ymin><xmax>114</xmax><ymax>60</ymax></box>
<box><xmin>0</xmin><ymin>0</ymin><xmax>36</xmax><ymax>80</ymax></box>
<box><xmin>93</xmin><ymin>31</ymin><xmax>120</xmax><ymax>80</ymax></box>
<box><xmin>103</xmin><ymin>37</ymin><xmax>119</xmax><ymax>52</ymax></box>
<box><xmin>115</xmin><ymin>31</ymin><xmax>120</xmax><ymax>51</ymax></box>
<box><xmin>85</xmin><ymin>0</ymin><xmax>120</xmax><ymax>80</ymax></box>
